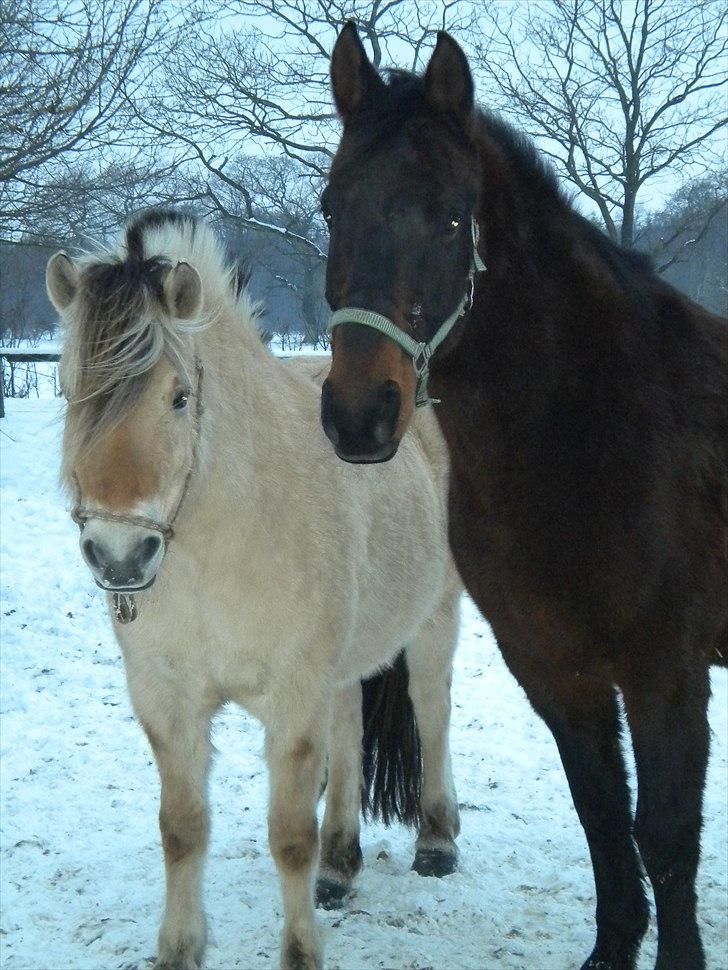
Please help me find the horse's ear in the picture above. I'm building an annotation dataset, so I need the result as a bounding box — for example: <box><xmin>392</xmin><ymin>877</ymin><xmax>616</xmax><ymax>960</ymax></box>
<box><xmin>330</xmin><ymin>21</ymin><xmax>383</xmax><ymax>121</ymax></box>
<box><xmin>164</xmin><ymin>261</ymin><xmax>202</xmax><ymax>320</ymax></box>
<box><xmin>424</xmin><ymin>32</ymin><xmax>474</xmax><ymax>122</ymax></box>
<box><xmin>46</xmin><ymin>252</ymin><xmax>79</xmax><ymax>311</ymax></box>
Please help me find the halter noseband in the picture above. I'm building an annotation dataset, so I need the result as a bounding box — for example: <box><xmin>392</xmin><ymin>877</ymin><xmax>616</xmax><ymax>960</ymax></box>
<box><xmin>70</xmin><ymin>358</ymin><xmax>204</xmax><ymax>624</ymax></box>
<box><xmin>327</xmin><ymin>216</ymin><xmax>486</xmax><ymax>407</ymax></box>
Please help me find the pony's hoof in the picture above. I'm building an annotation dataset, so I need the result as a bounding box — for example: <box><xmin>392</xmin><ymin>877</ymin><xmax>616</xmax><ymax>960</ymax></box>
<box><xmin>412</xmin><ymin>847</ymin><xmax>457</xmax><ymax>877</ymax></box>
<box><xmin>281</xmin><ymin>932</ymin><xmax>322</xmax><ymax>970</ymax></box>
<box><xmin>154</xmin><ymin>958</ymin><xmax>200</xmax><ymax>970</ymax></box>
<box><xmin>315</xmin><ymin>876</ymin><xmax>348</xmax><ymax>909</ymax></box>
<box><xmin>155</xmin><ymin>937</ymin><xmax>204</xmax><ymax>970</ymax></box>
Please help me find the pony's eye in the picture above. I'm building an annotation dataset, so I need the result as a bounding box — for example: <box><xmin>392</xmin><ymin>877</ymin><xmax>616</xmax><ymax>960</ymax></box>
<box><xmin>172</xmin><ymin>390</ymin><xmax>189</xmax><ymax>411</ymax></box>
<box><xmin>322</xmin><ymin>207</ymin><xmax>333</xmax><ymax>227</ymax></box>
<box><xmin>448</xmin><ymin>214</ymin><xmax>463</xmax><ymax>232</ymax></box>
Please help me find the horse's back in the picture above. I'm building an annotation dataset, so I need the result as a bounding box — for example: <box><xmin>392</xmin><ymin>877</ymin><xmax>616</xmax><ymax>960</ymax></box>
<box><xmin>662</xmin><ymin>292</ymin><xmax>728</xmax><ymax>664</ymax></box>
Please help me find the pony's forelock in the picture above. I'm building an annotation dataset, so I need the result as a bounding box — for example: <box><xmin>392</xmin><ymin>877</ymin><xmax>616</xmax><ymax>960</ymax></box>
<box><xmin>59</xmin><ymin>212</ymin><xmax>261</xmax><ymax>483</ymax></box>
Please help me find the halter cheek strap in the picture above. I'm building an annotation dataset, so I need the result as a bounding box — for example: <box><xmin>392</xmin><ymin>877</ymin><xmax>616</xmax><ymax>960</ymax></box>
<box><xmin>70</xmin><ymin>358</ymin><xmax>204</xmax><ymax>623</ymax></box>
<box><xmin>328</xmin><ymin>216</ymin><xmax>486</xmax><ymax>407</ymax></box>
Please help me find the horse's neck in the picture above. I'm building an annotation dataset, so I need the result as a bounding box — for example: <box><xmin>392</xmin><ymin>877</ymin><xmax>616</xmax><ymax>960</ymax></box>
<box><xmin>461</xmin><ymin>138</ymin><xmax>621</xmax><ymax>408</ymax></box>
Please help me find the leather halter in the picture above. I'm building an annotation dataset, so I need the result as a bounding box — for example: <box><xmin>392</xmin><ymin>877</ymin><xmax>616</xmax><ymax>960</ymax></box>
<box><xmin>70</xmin><ymin>358</ymin><xmax>204</xmax><ymax>623</ymax></box>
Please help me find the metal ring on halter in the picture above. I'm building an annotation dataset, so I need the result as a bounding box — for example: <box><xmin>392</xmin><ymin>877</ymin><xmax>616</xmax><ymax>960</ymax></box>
<box><xmin>328</xmin><ymin>216</ymin><xmax>486</xmax><ymax>408</ymax></box>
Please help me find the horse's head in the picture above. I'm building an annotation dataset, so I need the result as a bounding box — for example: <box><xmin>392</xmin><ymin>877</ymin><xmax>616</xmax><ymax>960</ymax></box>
<box><xmin>48</xmin><ymin>222</ymin><xmax>204</xmax><ymax>594</ymax></box>
<box><xmin>321</xmin><ymin>24</ymin><xmax>481</xmax><ymax>462</ymax></box>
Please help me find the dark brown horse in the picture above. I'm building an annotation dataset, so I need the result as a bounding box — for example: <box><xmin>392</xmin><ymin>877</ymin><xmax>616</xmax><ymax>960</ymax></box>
<box><xmin>319</xmin><ymin>23</ymin><xmax>728</xmax><ymax>970</ymax></box>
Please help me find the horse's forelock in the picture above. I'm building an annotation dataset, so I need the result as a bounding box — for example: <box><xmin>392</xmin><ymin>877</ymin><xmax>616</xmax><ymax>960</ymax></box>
<box><xmin>59</xmin><ymin>252</ymin><xmax>184</xmax><ymax>486</ymax></box>
<box><xmin>59</xmin><ymin>212</ymin><xmax>260</xmax><ymax>486</ymax></box>
<box><xmin>64</xmin><ymin>255</ymin><xmax>169</xmax><ymax>399</ymax></box>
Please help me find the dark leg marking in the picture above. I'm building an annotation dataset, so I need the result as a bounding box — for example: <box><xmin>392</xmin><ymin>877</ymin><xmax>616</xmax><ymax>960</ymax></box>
<box><xmin>316</xmin><ymin>831</ymin><xmax>362</xmax><ymax>909</ymax></box>
<box><xmin>413</xmin><ymin>802</ymin><xmax>458</xmax><ymax>877</ymax></box>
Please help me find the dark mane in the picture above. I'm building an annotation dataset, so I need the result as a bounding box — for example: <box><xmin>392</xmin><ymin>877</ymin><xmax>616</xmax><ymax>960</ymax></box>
<box><xmin>125</xmin><ymin>208</ymin><xmax>194</xmax><ymax>263</ymax></box>
<box><xmin>472</xmin><ymin>111</ymin><xmax>654</xmax><ymax>283</ymax></box>
<box><xmin>364</xmin><ymin>69</ymin><xmax>653</xmax><ymax>286</ymax></box>
<box><xmin>61</xmin><ymin>211</ymin><xmax>204</xmax><ymax>470</ymax></box>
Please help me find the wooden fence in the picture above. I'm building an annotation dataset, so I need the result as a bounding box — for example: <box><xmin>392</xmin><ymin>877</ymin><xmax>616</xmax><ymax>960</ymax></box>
<box><xmin>0</xmin><ymin>348</ymin><xmax>61</xmax><ymax>418</ymax></box>
<box><xmin>0</xmin><ymin>348</ymin><xmax>312</xmax><ymax>417</ymax></box>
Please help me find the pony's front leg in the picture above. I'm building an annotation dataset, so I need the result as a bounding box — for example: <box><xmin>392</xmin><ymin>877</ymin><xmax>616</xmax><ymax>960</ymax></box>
<box><xmin>266</xmin><ymin>726</ymin><xmax>326</xmax><ymax>970</ymax></box>
<box><xmin>317</xmin><ymin>683</ymin><xmax>363</xmax><ymax>909</ymax></box>
<box><xmin>406</xmin><ymin>589</ymin><xmax>461</xmax><ymax>877</ymax></box>
<box><xmin>137</xmin><ymin>696</ymin><xmax>213</xmax><ymax>970</ymax></box>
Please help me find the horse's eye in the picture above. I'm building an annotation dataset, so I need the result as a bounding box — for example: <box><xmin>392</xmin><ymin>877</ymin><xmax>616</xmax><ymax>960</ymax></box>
<box><xmin>448</xmin><ymin>214</ymin><xmax>463</xmax><ymax>233</ymax></box>
<box><xmin>322</xmin><ymin>207</ymin><xmax>333</xmax><ymax>227</ymax></box>
<box><xmin>172</xmin><ymin>390</ymin><xmax>189</xmax><ymax>411</ymax></box>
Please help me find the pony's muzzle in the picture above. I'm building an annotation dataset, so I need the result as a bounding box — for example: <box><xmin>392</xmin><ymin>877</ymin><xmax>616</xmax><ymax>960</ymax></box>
<box><xmin>80</xmin><ymin>521</ymin><xmax>164</xmax><ymax>592</ymax></box>
<box><xmin>321</xmin><ymin>378</ymin><xmax>401</xmax><ymax>463</ymax></box>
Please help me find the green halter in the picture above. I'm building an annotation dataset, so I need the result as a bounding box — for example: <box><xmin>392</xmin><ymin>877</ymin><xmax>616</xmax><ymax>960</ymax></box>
<box><xmin>328</xmin><ymin>217</ymin><xmax>486</xmax><ymax>407</ymax></box>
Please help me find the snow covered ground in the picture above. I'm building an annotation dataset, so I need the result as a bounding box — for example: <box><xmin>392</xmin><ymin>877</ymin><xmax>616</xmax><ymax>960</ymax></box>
<box><xmin>1</xmin><ymin>398</ymin><xmax>726</xmax><ymax>970</ymax></box>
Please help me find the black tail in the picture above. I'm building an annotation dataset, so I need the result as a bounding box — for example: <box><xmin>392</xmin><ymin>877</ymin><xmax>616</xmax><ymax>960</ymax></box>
<box><xmin>360</xmin><ymin>651</ymin><xmax>422</xmax><ymax>828</ymax></box>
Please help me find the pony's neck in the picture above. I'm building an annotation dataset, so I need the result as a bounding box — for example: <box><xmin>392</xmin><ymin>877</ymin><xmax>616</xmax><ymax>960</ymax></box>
<box><xmin>189</xmin><ymin>293</ymin><xmax>295</xmax><ymax>519</ymax></box>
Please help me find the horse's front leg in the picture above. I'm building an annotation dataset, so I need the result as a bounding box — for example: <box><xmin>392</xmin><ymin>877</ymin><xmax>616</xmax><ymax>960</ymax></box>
<box><xmin>266</xmin><ymin>722</ymin><xmax>327</xmax><ymax>970</ymax></box>
<box><xmin>317</xmin><ymin>682</ymin><xmax>363</xmax><ymax>909</ymax></box>
<box><xmin>132</xmin><ymin>676</ymin><xmax>214</xmax><ymax>970</ymax></box>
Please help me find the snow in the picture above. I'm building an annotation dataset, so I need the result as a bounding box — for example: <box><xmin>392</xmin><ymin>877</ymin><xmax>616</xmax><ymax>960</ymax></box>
<box><xmin>1</xmin><ymin>399</ymin><xmax>726</xmax><ymax>970</ymax></box>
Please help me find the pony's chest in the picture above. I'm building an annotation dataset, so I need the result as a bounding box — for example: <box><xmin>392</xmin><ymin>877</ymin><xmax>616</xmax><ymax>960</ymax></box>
<box><xmin>118</xmin><ymin>597</ymin><xmax>274</xmax><ymax>706</ymax></box>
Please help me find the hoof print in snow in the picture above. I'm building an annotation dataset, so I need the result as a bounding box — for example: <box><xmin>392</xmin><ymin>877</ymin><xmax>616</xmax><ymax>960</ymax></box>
<box><xmin>412</xmin><ymin>848</ymin><xmax>457</xmax><ymax>877</ymax></box>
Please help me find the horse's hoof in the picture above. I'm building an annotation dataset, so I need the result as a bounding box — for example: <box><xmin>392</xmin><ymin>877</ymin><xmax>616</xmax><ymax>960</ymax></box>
<box><xmin>315</xmin><ymin>876</ymin><xmax>348</xmax><ymax>909</ymax></box>
<box><xmin>412</xmin><ymin>847</ymin><xmax>457</xmax><ymax>877</ymax></box>
<box><xmin>580</xmin><ymin>949</ymin><xmax>636</xmax><ymax>970</ymax></box>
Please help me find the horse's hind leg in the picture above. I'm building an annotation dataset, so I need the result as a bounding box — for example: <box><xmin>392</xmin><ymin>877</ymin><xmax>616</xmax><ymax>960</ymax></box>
<box><xmin>317</xmin><ymin>683</ymin><xmax>363</xmax><ymax>909</ymax></box>
<box><xmin>406</xmin><ymin>589</ymin><xmax>461</xmax><ymax>877</ymax></box>
<box><xmin>621</xmin><ymin>656</ymin><xmax>710</xmax><ymax>970</ymax></box>
<box><xmin>137</xmin><ymin>698</ymin><xmax>213</xmax><ymax>970</ymax></box>
<box><xmin>499</xmin><ymin>641</ymin><xmax>649</xmax><ymax>970</ymax></box>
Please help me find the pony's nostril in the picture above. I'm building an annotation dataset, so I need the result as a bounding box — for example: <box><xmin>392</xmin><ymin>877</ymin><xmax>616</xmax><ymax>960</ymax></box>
<box><xmin>138</xmin><ymin>534</ymin><xmax>162</xmax><ymax>565</ymax></box>
<box><xmin>82</xmin><ymin>537</ymin><xmax>102</xmax><ymax>571</ymax></box>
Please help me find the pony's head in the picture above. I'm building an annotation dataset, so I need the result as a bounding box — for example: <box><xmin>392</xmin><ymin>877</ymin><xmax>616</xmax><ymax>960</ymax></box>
<box><xmin>48</xmin><ymin>211</ymin><xmax>213</xmax><ymax>593</ymax></box>
<box><xmin>321</xmin><ymin>24</ymin><xmax>481</xmax><ymax>462</ymax></box>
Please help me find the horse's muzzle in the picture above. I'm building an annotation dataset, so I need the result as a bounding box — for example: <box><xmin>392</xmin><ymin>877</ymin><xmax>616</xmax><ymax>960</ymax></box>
<box><xmin>81</xmin><ymin>526</ymin><xmax>164</xmax><ymax>592</ymax></box>
<box><xmin>321</xmin><ymin>378</ymin><xmax>401</xmax><ymax>463</ymax></box>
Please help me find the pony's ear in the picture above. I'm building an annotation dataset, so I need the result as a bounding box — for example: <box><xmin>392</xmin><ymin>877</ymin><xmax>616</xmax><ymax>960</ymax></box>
<box><xmin>424</xmin><ymin>32</ymin><xmax>474</xmax><ymax>122</ymax></box>
<box><xmin>330</xmin><ymin>21</ymin><xmax>383</xmax><ymax>121</ymax></box>
<box><xmin>164</xmin><ymin>261</ymin><xmax>202</xmax><ymax>320</ymax></box>
<box><xmin>46</xmin><ymin>252</ymin><xmax>80</xmax><ymax>311</ymax></box>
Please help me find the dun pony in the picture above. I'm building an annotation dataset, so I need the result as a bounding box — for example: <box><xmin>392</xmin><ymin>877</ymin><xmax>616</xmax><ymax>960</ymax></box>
<box><xmin>49</xmin><ymin>210</ymin><xmax>463</xmax><ymax>970</ymax></box>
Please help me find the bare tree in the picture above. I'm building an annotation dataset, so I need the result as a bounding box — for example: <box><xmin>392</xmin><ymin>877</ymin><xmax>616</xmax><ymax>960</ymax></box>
<box><xmin>475</xmin><ymin>0</ymin><xmax>727</xmax><ymax>248</ymax></box>
<box><xmin>0</xmin><ymin>0</ymin><xmax>190</xmax><ymax>239</ymax></box>
<box><xmin>636</xmin><ymin>170</ymin><xmax>728</xmax><ymax>303</ymax></box>
<box><xmin>137</xmin><ymin>0</ymin><xmax>479</xmax><ymax>254</ymax></box>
